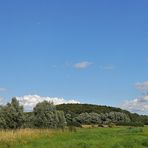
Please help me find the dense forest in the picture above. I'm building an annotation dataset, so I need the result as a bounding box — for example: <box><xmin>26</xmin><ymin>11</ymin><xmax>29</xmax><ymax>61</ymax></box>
<box><xmin>0</xmin><ymin>98</ymin><xmax>148</xmax><ymax>129</ymax></box>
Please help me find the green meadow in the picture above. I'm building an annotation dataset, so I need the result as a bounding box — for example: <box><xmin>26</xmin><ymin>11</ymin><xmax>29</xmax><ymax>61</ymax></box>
<box><xmin>0</xmin><ymin>126</ymin><xmax>148</xmax><ymax>148</ymax></box>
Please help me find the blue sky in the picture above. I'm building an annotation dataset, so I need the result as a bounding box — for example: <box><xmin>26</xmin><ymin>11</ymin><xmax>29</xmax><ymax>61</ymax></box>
<box><xmin>0</xmin><ymin>0</ymin><xmax>148</xmax><ymax>113</ymax></box>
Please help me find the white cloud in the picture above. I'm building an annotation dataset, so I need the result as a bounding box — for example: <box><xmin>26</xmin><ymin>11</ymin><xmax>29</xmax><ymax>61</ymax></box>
<box><xmin>135</xmin><ymin>81</ymin><xmax>148</xmax><ymax>92</ymax></box>
<box><xmin>74</xmin><ymin>61</ymin><xmax>92</xmax><ymax>69</ymax></box>
<box><xmin>120</xmin><ymin>81</ymin><xmax>148</xmax><ymax>114</ymax></box>
<box><xmin>120</xmin><ymin>95</ymin><xmax>148</xmax><ymax>113</ymax></box>
<box><xmin>0</xmin><ymin>88</ymin><xmax>7</xmax><ymax>92</ymax></box>
<box><xmin>16</xmin><ymin>95</ymin><xmax>80</xmax><ymax>111</ymax></box>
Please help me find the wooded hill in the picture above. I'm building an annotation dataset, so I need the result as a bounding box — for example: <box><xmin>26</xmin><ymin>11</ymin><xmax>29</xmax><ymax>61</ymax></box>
<box><xmin>57</xmin><ymin>104</ymin><xmax>128</xmax><ymax>114</ymax></box>
<box><xmin>56</xmin><ymin>104</ymin><xmax>148</xmax><ymax>125</ymax></box>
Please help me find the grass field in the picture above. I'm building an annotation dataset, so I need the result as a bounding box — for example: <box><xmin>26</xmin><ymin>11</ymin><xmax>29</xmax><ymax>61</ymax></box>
<box><xmin>0</xmin><ymin>126</ymin><xmax>148</xmax><ymax>148</ymax></box>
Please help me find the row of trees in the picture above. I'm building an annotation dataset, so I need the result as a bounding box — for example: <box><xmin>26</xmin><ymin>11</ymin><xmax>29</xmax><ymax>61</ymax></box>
<box><xmin>0</xmin><ymin>98</ymin><xmax>66</xmax><ymax>129</ymax></box>
<box><xmin>0</xmin><ymin>98</ymin><xmax>147</xmax><ymax>129</ymax></box>
<box><xmin>65</xmin><ymin>112</ymin><xmax>131</xmax><ymax>126</ymax></box>
<box><xmin>74</xmin><ymin>112</ymin><xmax>131</xmax><ymax>125</ymax></box>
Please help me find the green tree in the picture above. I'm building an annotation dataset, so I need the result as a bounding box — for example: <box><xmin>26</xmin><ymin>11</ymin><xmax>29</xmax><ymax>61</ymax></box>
<box><xmin>34</xmin><ymin>101</ymin><xmax>56</xmax><ymax>115</ymax></box>
<box><xmin>2</xmin><ymin>97</ymin><xmax>24</xmax><ymax>129</ymax></box>
<box><xmin>0</xmin><ymin>106</ymin><xmax>7</xmax><ymax>129</ymax></box>
<box><xmin>33</xmin><ymin>101</ymin><xmax>66</xmax><ymax>128</ymax></box>
<box><xmin>57</xmin><ymin>111</ymin><xmax>66</xmax><ymax>128</ymax></box>
<box><xmin>23</xmin><ymin>112</ymin><xmax>35</xmax><ymax>128</ymax></box>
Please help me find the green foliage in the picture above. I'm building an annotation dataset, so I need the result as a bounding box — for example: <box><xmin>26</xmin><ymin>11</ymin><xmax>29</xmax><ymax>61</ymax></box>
<box><xmin>33</xmin><ymin>101</ymin><xmax>66</xmax><ymax>128</ymax></box>
<box><xmin>56</xmin><ymin>104</ymin><xmax>129</xmax><ymax>115</ymax></box>
<box><xmin>56</xmin><ymin>111</ymin><xmax>67</xmax><ymax>128</ymax></box>
<box><xmin>105</xmin><ymin>112</ymin><xmax>131</xmax><ymax>124</ymax></box>
<box><xmin>0</xmin><ymin>97</ymin><xmax>24</xmax><ymax>129</ymax></box>
<box><xmin>0</xmin><ymin>99</ymin><xmax>147</xmax><ymax>130</ymax></box>
<box><xmin>0</xmin><ymin>99</ymin><xmax>67</xmax><ymax>129</ymax></box>
<box><xmin>57</xmin><ymin>104</ymin><xmax>148</xmax><ymax>125</ymax></box>
<box><xmin>0</xmin><ymin>106</ymin><xmax>7</xmax><ymax>129</ymax></box>
<box><xmin>73</xmin><ymin>112</ymin><xmax>130</xmax><ymax>125</ymax></box>
<box><xmin>34</xmin><ymin>101</ymin><xmax>56</xmax><ymax>114</ymax></box>
<box><xmin>23</xmin><ymin>112</ymin><xmax>35</xmax><ymax>128</ymax></box>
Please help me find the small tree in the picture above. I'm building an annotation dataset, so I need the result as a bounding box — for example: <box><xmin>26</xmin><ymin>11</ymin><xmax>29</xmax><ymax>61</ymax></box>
<box><xmin>2</xmin><ymin>97</ymin><xmax>24</xmax><ymax>129</ymax></box>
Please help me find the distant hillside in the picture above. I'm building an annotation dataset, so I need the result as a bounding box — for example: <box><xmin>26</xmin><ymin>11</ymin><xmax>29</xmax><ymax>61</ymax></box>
<box><xmin>56</xmin><ymin>104</ymin><xmax>148</xmax><ymax>125</ymax></box>
<box><xmin>56</xmin><ymin>103</ymin><xmax>130</xmax><ymax>115</ymax></box>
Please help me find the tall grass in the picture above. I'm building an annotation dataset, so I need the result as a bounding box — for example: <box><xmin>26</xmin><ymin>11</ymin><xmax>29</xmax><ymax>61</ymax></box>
<box><xmin>0</xmin><ymin>129</ymin><xmax>56</xmax><ymax>147</ymax></box>
<box><xmin>0</xmin><ymin>126</ymin><xmax>148</xmax><ymax>148</ymax></box>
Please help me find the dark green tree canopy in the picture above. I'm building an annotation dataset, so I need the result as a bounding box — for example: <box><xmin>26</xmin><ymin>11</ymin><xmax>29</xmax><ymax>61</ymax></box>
<box><xmin>33</xmin><ymin>101</ymin><xmax>56</xmax><ymax>115</ymax></box>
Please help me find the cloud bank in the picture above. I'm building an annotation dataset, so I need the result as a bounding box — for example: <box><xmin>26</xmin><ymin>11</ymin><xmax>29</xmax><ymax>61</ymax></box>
<box><xmin>120</xmin><ymin>81</ymin><xmax>148</xmax><ymax>114</ymax></box>
<box><xmin>121</xmin><ymin>95</ymin><xmax>148</xmax><ymax>113</ymax></box>
<box><xmin>16</xmin><ymin>95</ymin><xmax>80</xmax><ymax>111</ymax></box>
<box><xmin>74</xmin><ymin>61</ymin><xmax>92</xmax><ymax>69</ymax></box>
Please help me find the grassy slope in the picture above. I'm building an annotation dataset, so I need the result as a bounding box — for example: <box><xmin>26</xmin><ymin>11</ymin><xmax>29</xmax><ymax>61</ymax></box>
<box><xmin>1</xmin><ymin>126</ymin><xmax>148</xmax><ymax>148</ymax></box>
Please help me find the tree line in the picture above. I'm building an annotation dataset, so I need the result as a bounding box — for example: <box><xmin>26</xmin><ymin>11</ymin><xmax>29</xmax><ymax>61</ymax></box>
<box><xmin>0</xmin><ymin>98</ymin><xmax>66</xmax><ymax>129</ymax></box>
<box><xmin>0</xmin><ymin>98</ymin><xmax>147</xmax><ymax>129</ymax></box>
<box><xmin>57</xmin><ymin>104</ymin><xmax>148</xmax><ymax>126</ymax></box>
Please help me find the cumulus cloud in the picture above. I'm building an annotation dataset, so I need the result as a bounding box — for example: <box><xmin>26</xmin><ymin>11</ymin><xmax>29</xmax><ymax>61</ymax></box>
<box><xmin>74</xmin><ymin>61</ymin><xmax>92</xmax><ymax>69</ymax></box>
<box><xmin>120</xmin><ymin>81</ymin><xmax>148</xmax><ymax>114</ymax></box>
<box><xmin>120</xmin><ymin>95</ymin><xmax>148</xmax><ymax>113</ymax></box>
<box><xmin>135</xmin><ymin>81</ymin><xmax>148</xmax><ymax>92</ymax></box>
<box><xmin>16</xmin><ymin>95</ymin><xmax>80</xmax><ymax>111</ymax></box>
